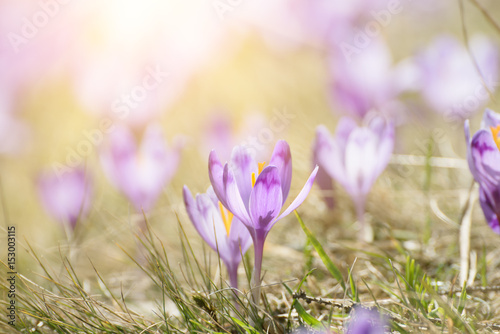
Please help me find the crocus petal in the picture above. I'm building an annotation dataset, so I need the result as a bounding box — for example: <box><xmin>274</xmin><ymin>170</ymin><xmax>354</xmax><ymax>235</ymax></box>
<box><xmin>228</xmin><ymin>217</ymin><xmax>253</xmax><ymax>255</ymax></box>
<box><xmin>183</xmin><ymin>185</ymin><xmax>230</xmax><ymax>257</ymax></box>
<box><xmin>465</xmin><ymin>120</ymin><xmax>477</xmax><ymax>180</ymax></box>
<box><xmin>100</xmin><ymin>125</ymin><xmax>137</xmax><ymax>189</ymax></box>
<box><xmin>100</xmin><ymin>124</ymin><xmax>179</xmax><ymax>212</ymax></box>
<box><xmin>203</xmin><ymin>112</ymin><xmax>235</xmax><ymax>161</ymax></box>
<box><xmin>418</xmin><ymin>34</ymin><xmax>498</xmax><ymax>117</ymax></box>
<box><xmin>248</xmin><ymin>166</ymin><xmax>283</xmax><ymax>232</ymax></box>
<box><xmin>208</xmin><ymin>150</ymin><xmax>228</xmax><ymax>208</ymax></box>
<box><xmin>372</xmin><ymin>119</ymin><xmax>395</xmax><ymax>177</ymax></box>
<box><xmin>481</xmin><ymin>108</ymin><xmax>500</xmax><ymax>129</ymax></box>
<box><xmin>269</xmin><ymin>140</ymin><xmax>292</xmax><ymax>203</ymax></box>
<box><xmin>37</xmin><ymin>168</ymin><xmax>92</xmax><ymax>228</ymax></box>
<box><xmin>479</xmin><ymin>187</ymin><xmax>500</xmax><ymax>234</ymax></box>
<box><xmin>329</xmin><ymin>37</ymin><xmax>396</xmax><ymax>119</ymax></box>
<box><xmin>277</xmin><ymin>166</ymin><xmax>319</xmax><ymax>221</ymax></box>
<box><xmin>222</xmin><ymin>164</ymin><xmax>252</xmax><ymax>227</ymax></box>
<box><xmin>315</xmin><ymin>125</ymin><xmax>345</xmax><ymax>182</ymax></box>
<box><xmin>142</xmin><ymin>124</ymin><xmax>180</xmax><ymax>184</ymax></box>
<box><xmin>229</xmin><ymin>145</ymin><xmax>258</xmax><ymax>209</ymax></box>
<box><xmin>469</xmin><ymin>129</ymin><xmax>500</xmax><ymax>185</ymax></box>
<box><xmin>345</xmin><ymin>306</ymin><xmax>387</xmax><ymax>334</ymax></box>
<box><xmin>335</xmin><ymin>117</ymin><xmax>358</xmax><ymax>148</ymax></box>
<box><xmin>183</xmin><ymin>185</ymin><xmax>216</xmax><ymax>251</ymax></box>
<box><xmin>343</xmin><ymin>127</ymin><xmax>377</xmax><ymax>196</ymax></box>
<box><xmin>206</xmin><ymin>186</ymin><xmax>220</xmax><ymax>208</ymax></box>
<box><xmin>130</xmin><ymin>124</ymin><xmax>177</xmax><ymax>211</ymax></box>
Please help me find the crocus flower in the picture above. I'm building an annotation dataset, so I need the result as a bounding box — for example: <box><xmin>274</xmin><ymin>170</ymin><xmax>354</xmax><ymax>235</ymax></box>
<box><xmin>328</xmin><ymin>37</ymin><xmax>400</xmax><ymax>119</ymax></box>
<box><xmin>209</xmin><ymin>140</ymin><xmax>318</xmax><ymax>302</ymax></box>
<box><xmin>345</xmin><ymin>306</ymin><xmax>387</xmax><ymax>334</ymax></box>
<box><xmin>417</xmin><ymin>34</ymin><xmax>498</xmax><ymax>119</ymax></box>
<box><xmin>465</xmin><ymin>109</ymin><xmax>500</xmax><ymax>233</ymax></box>
<box><xmin>183</xmin><ymin>186</ymin><xmax>252</xmax><ymax>289</ymax></box>
<box><xmin>100</xmin><ymin>124</ymin><xmax>181</xmax><ymax>212</ymax></box>
<box><xmin>201</xmin><ymin>111</ymin><xmax>270</xmax><ymax>162</ymax></box>
<box><xmin>313</xmin><ymin>116</ymin><xmax>394</xmax><ymax>241</ymax></box>
<box><xmin>37</xmin><ymin>167</ymin><xmax>92</xmax><ymax>229</ymax></box>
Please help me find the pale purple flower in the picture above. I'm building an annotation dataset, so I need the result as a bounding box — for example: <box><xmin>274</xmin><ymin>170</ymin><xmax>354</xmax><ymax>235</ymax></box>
<box><xmin>100</xmin><ymin>124</ymin><xmax>180</xmax><ymax>212</ymax></box>
<box><xmin>329</xmin><ymin>38</ymin><xmax>400</xmax><ymax>119</ymax></box>
<box><xmin>345</xmin><ymin>306</ymin><xmax>387</xmax><ymax>334</ymax></box>
<box><xmin>465</xmin><ymin>109</ymin><xmax>500</xmax><ymax>233</ymax></box>
<box><xmin>201</xmin><ymin>112</ymin><xmax>271</xmax><ymax>162</ymax></box>
<box><xmin>313</xmin><ymin>116</ymin><xmax>394</xmax><ymax>239</ymax></box>
<box><xmin>209</xmin><ymin>140</ymin><xmax>318</xmax><ymax>302</ymax></box>
<box><xmin>417</xmin><ymin>34</ymin><xmax>498</xmax><ymax>119</ymax></box>
<box><xmin>183</xmin><ymin>186</ymin><xmax>252</xmax><ymax>289</ymax></box>
<box><xmin>37</xmin><ymin>167</ymin><xmax>92</xmax><ymax>229</ymax></box>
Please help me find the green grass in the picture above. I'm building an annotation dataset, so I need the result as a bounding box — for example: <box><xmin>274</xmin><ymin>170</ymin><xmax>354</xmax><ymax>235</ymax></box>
<box><xmin>2</xmin><ymin>206</ymin><xmax>500</xmax><ymax>334</ymax></box>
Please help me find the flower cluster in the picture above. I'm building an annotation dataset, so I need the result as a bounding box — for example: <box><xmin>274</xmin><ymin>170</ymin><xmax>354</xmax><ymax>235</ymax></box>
<box><xmin>185</xmin><ymin>140</ymin><xmax>318</xmax><ymax>298</ymax></box>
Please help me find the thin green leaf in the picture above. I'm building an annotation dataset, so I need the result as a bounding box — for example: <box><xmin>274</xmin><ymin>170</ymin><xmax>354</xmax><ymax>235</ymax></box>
<box><xmin>295</xmin><ymin>211</ymin><xmax>346</xmax><ymax>292</ymax></box>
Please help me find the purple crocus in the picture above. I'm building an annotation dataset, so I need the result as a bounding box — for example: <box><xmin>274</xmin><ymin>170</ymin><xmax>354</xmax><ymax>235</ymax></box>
<box><xmin>209</xmin><ymin>140</ymin><xmax>318</xmax><ymax>303</ymax></box>
<box><xmin>313</xmin><ymin>116</ymin><xmax>394</xmax><ymax>241</ymax></box>
<box><xmin>417</xmin><ymin>34</ymin><xmax>498</xmax><ymax>119</ymax></box>
<box><xmin>345</xmin><ymin>306</ymin><xmax>387</xmax><ymax>334</ymax></box>
<box><xmin>328</xmin><ymin>37</ymin><xmax>399</xmax><ymax>119</ymax></box>
<box><xmin>37</xmin><ymin>167</ymin><xmax>92</xmax><ymax>229</ymax></box>
<box><xmin>100</xmin><ymin>124</ymin><xmax>181</xmax><ymax>212</ymax></box>
<box><xmin>183</xmin><ymin>186</ymin><xmax>252</xmax><ymax>289</ymax></box>
<box><xmin>465</xmin><ymin>109</ymin><xmax>500</xmax><ymax>233</ymax></box>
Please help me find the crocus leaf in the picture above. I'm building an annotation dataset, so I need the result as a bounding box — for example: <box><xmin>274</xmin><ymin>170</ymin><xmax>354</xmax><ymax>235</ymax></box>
<box><xmin>230</xmin><ymin>317</ymin><xmax>259</xmax><ymax>334</ymax></box>
<box><xmin>295</xmin><ymin>211</ymin><xmax>346</xmax><ymax>292</ymax></box>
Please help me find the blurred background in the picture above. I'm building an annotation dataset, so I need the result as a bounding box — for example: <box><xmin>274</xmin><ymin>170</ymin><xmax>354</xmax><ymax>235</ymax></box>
<box><xmin>2</xmin><ymin>0</ymin><xmax>500</xmax><ymax>301</ymax></box>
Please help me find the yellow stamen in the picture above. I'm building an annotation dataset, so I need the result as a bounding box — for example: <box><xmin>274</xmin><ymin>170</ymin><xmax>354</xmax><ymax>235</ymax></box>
<box><xmin>491</xmin><ymin>125</ymin><xmax>500</xmax><ymax>151</ymax></box>
<box><xmin>258</xmin><ymin>162</ymin><xmax>266</xmax><ymax>174</ymax></box>
<box><xmin>251</xmin><ymin>162</ymin><xmax>267</xmax><ymax>187</ymax></box>
<box><xmin>218</xmin><ymin>202</ymin><xmax>233</xmax><ymax>235</ymax></box>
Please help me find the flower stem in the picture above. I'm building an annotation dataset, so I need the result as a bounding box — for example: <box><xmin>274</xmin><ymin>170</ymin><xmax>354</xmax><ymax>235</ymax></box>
<box><xmin>250</xmin><ymin>234</ymin><xmax>265</xmax><ymax>306</ymax></box>
<box><xmin>356</xmin><ymin>197</ymin><xmax>372</xmax><ymax>242</ymax></box>
<box><xmin>227</xmin><ymin>264</ymin><xmax>239</xmax><ymax>292</ymax></box>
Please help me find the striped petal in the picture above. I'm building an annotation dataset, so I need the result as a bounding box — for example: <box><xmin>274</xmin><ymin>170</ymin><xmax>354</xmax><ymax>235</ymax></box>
<box><xmin>249</xmin><ymin>166</ymin><xmax>283</xmax><ymax>232</ymax></box>
<box><xmin>269</xmin><ymin>140</ymin><xmax>292</xmax><ymax>204</ymax></box>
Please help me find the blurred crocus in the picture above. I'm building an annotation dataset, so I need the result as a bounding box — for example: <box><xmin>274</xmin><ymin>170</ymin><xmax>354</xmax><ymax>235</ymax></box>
<box><xmin>201</xmin><ymin>112</ymin><xmax>270</xmax><ymax>162</ymax></box>
<box><xmin>100</xmin><ymin>124</ymin><xmax>180</xmax><ymax>212</ymax></box>
<box><xmin>209</xmin><ymin>140</ymin><xmax>318</xmax><ymax>302</ymax></box>
<box><xmin>417</xmin><ymin>34</ymin><xmax>498</xmax><ymax>119</ymax></box>
<box><xmin>465</xmin><ymin>109</ymin><xmax>500</xmax><ymax>234</ymax></box>
<box><xmin>345</xmin><ymin>306</ymin><xmax>387</xmax><ymax>334</ymax></box>
<box><xmin>37</xmin><ymin>167</ymin><xmax>92</xmax><ymax>229</ymax></box>
<box><xmin>313</xmin><ymin>116</ymin><xmax>394</xmax><ymax>241</ymax></box>
<box><xmin>328</xmin><ymin>38</ymin><xmax>400</xmax><ymax>119</ymax></box>
<box><xmin>183</xmin><ymin>186</ymin><xmax>252</xmax><ymax>289</ymax></box>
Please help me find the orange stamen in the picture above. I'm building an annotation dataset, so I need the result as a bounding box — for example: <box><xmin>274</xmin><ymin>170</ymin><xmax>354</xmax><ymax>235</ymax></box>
<box><xmin>258</xmin><ymin>162</ymin><xmax>266</xmax><ymax>174</ymax></box>
<box><xmin>218</xmin><ymin>202</ymin><xmax>233</xmax><ymax>235</ymax></box>
<box><xmin>491</xmin><ymin>125</ymin><xmax>500</xmax><ymax>151</ymax></box>
<box><xmin>252</xmin><ymin>162</ymin><xmax>267</xmax><ymax>187</ymax></box>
